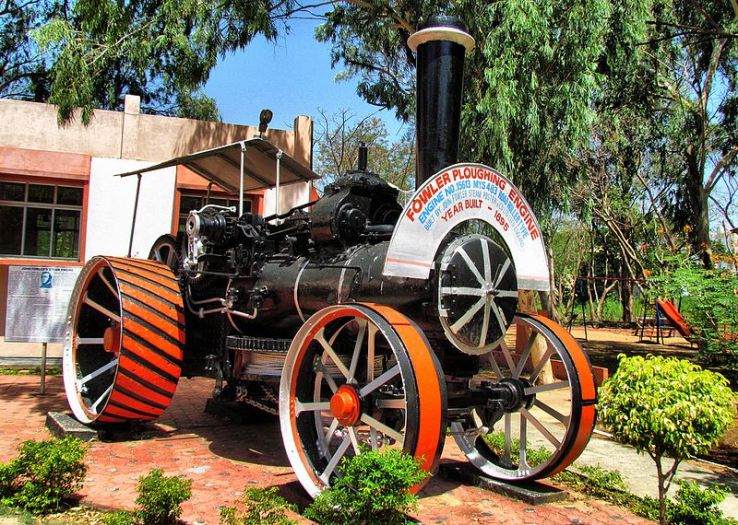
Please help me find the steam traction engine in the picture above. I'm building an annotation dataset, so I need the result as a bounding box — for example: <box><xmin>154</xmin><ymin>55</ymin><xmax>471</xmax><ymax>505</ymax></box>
<box><xmin>62</xmin><ymin>17</ymin><xmax>597</xmax><ymax>497</ymax></box>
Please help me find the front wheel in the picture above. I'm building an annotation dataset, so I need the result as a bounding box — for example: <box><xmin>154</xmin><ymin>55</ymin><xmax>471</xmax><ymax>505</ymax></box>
<box><xmin>279</xmin><ymin>303</ymin><xmax>447</xmax><ymax>497</ymax></box>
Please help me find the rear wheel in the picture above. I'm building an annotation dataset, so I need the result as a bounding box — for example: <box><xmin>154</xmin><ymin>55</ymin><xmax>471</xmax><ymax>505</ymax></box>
<box><xmin>63</xmin><ymin>256</ymin><xmax>185</xmax><ymax>424</ymax></box>
<box><xmin>452</xmin><ymin>313</ymin><xmax>597</xmax><ymax>481</ymax></box>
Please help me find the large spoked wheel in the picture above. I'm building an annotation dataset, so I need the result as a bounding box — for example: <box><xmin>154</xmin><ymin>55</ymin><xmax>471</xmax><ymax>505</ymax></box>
<box><xmin>63</xmin><ymin>256</ymin><xmax>185</xmax><ymax>424</ymax></box>
<box><xmin>280</xmin><ymin>303</ymin><xmax>447</xmax><ymax>498</ymax></box>
<box><xmin>148</xmin><ymin>234</ymin><xmax>180</xmax><ymax>271</ymax></box>
<box><xmin>452</xmin><ymin>313</ymin><xmax>596</xmax><ymax>481</ymax></box>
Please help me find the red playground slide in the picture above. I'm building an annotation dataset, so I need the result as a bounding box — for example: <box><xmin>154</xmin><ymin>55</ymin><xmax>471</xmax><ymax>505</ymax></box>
<box><xmin>657</xmin><ymin>298</ymin><xmax>692</xmax><ymax>337</ymax></box>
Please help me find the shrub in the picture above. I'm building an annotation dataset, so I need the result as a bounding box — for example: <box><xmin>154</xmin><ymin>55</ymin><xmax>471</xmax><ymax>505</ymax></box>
<box><xmin>219</xmin><ymin>487</ymin><xmax>296</xmax><ymax>525</ymax></box>
<box><xmin>0</xmin><ymin>436</ymin><xmax>87</xmax><ymax>514</ymax></box>
<box><xmin>599</xmin><ymin>355</ymin><xmax>736</xmax><ymax>525</ymax></box>
<box><xmin>667</xmin><ymin>481</ymin><xmax>738</xmax><ymax>525</ymax></box>
<box><xmin>103</xmin><ymin>510</ymin><xmax>137</xmax><ymax>525</ymax></box>
<box><xmin>135</xmin><ymin>469</ymin><xmax>192</xmax><ymax>525</ymax></box>
<box><xmin>651</xmin><ymin>266</ymin><xmax>738</xmax><ymax>364</ymax></box>
<box><xmin>304</xmin><ymin>449</ymin><xmax>429</xmax><ymax>525</ymax></box>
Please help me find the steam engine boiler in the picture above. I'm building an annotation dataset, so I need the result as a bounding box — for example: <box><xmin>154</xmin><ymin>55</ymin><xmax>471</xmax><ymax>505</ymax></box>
<box><xmin>62</xmin><ymin>16</ymin><xmax>597</xmax><ymax>497</ymax></box>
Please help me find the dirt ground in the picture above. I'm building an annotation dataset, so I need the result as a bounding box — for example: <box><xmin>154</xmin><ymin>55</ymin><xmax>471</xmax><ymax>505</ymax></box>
<box><xmin>569</xmin><ymin>326</ymin><xmax>738</xmax><ymax>470</ymax></box>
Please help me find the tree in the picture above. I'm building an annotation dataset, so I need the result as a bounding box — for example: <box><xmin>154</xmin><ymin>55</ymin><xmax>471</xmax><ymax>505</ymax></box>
<box><xmin>21</xmin><ymin>0</ymin><xmax>330</xmax><ymax>124</ymax></box>
<box><xmin>313</xmin><ymin>108</ymin><xmax>414</xmax><ymax>191</ymax></box>
<box><xmin>599</xmin><ymin>355</ymin><xmax>736</xmax><ymax>525</ymax></box>
<box><xmin>634</xmin><ymin>0</ymin><xmax>738</xmax><ymax>268</ymax></box>
<box><xmin>0</xmin><ymin>0</ymin><xmax>65</xmax><ymax>100</ymax></box>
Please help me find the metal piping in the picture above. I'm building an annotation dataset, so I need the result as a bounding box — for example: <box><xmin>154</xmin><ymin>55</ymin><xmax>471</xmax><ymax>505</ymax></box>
<box><xmin>408</xmin><ymin>17</ymin><xmax>475</xmax><ymax>188</ymax></box>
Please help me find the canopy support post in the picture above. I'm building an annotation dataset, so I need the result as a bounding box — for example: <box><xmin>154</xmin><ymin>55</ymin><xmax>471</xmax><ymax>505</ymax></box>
<box><xmin>128</xmin><ymin>173</ymin><xmax>142</xmax><ymax>257</ymax></box>
<box><xmin>275</xmin><ymin>149</ymin><xmax>283</xmax><ymax>218</ymax></box>
<box><xmin>239</xmin><ymin>141</ymin><xmax>246</xmax><ymax>216</ymax></box>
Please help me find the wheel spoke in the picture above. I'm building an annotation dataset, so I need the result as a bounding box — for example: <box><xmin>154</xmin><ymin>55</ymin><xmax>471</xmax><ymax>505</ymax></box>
<box><xmin>90</xmin><ymin>383</ymin><xmax>114</xmax><ymax>413</ymax></box>
<box><xmin>479</xmin><ymin>303</ymin><xmax>491</xmax><ymax>347</ymax></box>
<box><xmin>458</xmin><ymin>246</ymin><xmax>486</xmax><ymax>286</ymax></box>
<box><xmin>533</xmin><ymin>399</ymin><xmax>570</xmax><ymax>425</ymax></box>
<box><xmin>490</xmin><ymin>300</ymin><xmax>508</xmax><ymax>336</ymax></box>
<box><xmin>521</xmin><ymin>407</ymin><xmax>561</xmax><ymax>448</ymax></box>
<box><xmin>494</xmin><ymin>259</ymin><xmax>511</xmax><ymax>288</ymax></box>
<box><xmin>519</xmin><ymin>412</ymin><xmax>528</xmax><ymax>467</ymax></box>
<box><xmin>451</xmin><ymin>297</ymin><xmax>485</xmax><ymax>333</ymax></box>
<box><xmin>83</xmin><ymin>293</ymin><xmax>121</xmax><ymax>322</ymax></box>
<box><xmin>97</xmin><ymin>269</ymin><xmax>118</xmax><ymax>298</ymax></box>
<box><xmin>367</xmin><ymin>324</ymin><xmax>377</xmax><ymax>383</ymax></box>
<box><xmin>503</xmin><ymin>413</ymin><xmax>512</xmax><ymax>462</ymax></box>
<box><xmin>315</xmin><ymin>359</ymin><xmax>339</xmax><ymax>393</ymax></box>
<box><xmin>528</xmin><ymin>346</ymin><xmax>555</xmax><ymax>383</ymax></box>
<box><xmin>499</xmin><ymin>341</ymin><xmax>517</xmax><ymax>372</ymax></box>
<box><xmin>524</xmin><ymin>381</ymin><xmax>568</xmax><ymax>395</ymax></box>
<box><xmin>319</xmin><ymin>434</ymin><xmax>351</xmax><ymax>484</ymax></box>
<box><xmin>359</xmin><ymin>365</ymin><xmax>400</xmax><ymax>397</ymax></box>
<box><xmin>348</xmin><ymin>319</ymin><xmax>367</xmax><ymax>383</ymax></box>
<box><xmin>496</xmin><ymin>290</ymin><xmax>518</xmax><ymax>299</ymax></box>
<box><xmin>360</xmin><ymin>413</ymin><xmax>404</xmax><ymax>444</ymax></box>
<box><xmin>320</xmin><ymin>418</ymin><xmax>340</xmax><ymax>456</ymax></box>
<box><xmin>441</xmin><ymin>286</ymin><xmax>485</xmax><ymax>296</ymax></box>
<box><xmin>369</xmin><ymin>428</ymin><xmax>379</xmax><ymax>451</ymax></box>
<box><xmin>76</xmin><ymin>337</ymin><xmax>104</xmax><ymax>346</ymax></box>
<box><xmin>295</xmin><ymin>401</ymin><xmax>330</xmax><ymax>415</ymax></box>
<box><xmin>315</xmin><ymin>329</ymin><xmax>350</xmax><ymax>379</ymax></box>
<box><xmin>348</xmin><ymin>427</ymin><xmax>362</xmax><ymax>454</ymax></box>
<box><xmin>485</xmin><ymin>351</ymin><xmax>505</xmax><ymax>380</ymax></box>
<box><xmin>78</xmin><ymin>358</ymin><xmax>118</xmax><ymax>386</ymax></box>
<box><xmin>375</xmin><ymin>398</ymin><xmax>405</xmax><ymax>409</ymax></box>
<box><xmin>513</xmin><ymin>332</ymin><xmax>539</xmax><ymax>378</ymax></box>
<box><xmin>481</xmin><ymin>238</ymin><xmax>492</xmax><ymax>283</ymax></box>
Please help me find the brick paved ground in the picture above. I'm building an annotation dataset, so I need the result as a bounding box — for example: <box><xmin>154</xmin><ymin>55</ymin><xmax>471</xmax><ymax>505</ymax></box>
<box><xmin>0</xmin><ymin>375</ymin><xmax>653</xmax><ymax>524</ymax></box>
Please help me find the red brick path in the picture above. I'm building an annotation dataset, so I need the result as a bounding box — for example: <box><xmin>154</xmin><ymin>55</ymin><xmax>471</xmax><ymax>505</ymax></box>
<box><xmin>0</xmin><ymin>375</ymin><xmax>653</xmax><ymax>524</ymax></box>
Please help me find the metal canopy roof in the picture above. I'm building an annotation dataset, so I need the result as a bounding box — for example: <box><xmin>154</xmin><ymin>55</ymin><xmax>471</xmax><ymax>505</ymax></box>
<box><xmin>116</xmin><ymin>138</ymin><xmax>319</xmax><ymax>193</ymax></box>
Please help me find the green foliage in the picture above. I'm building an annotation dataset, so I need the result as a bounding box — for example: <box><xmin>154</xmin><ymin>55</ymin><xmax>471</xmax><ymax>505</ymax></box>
<box><xmin>135</xmin><ymin>469</ymin><xmax>192</xmax><ymax>525</ymax></box>
<box><xmin>219</xmin><ymin>487</ymin><xmax>296</xmax><ymax>525</ymax></box>
<box><xmin>599</xmin><ymin>355</ymin><xmax>736</xmax><ymax>524</ymax></box>
<box><xmin>651</xmin><ymin>266</ymin><xmax>738</xmax><ymax>365</ymax></box>
<box><xmin>28</xmin><ymin>0</ymin><xmax>306</xmax><ymax>124</ymax></box>
<box><xmin>483</xmin><ymin>431</ymin><xmax>552</xmax><ymax>467</ymax></box>
<box><xmin>103</xmin><ymin>510</ymin><xmax>137</xmax><ymax>525</ymax></box>
<box><xmin>0</xmin><ymin>437</ymin><xmax>87</xmax><ymax>514</ymax></box>
<box><xmin>667</xmin><ymin>481</ymin><xmax>738</xmax><ymax>525</ymax></box>
<box><xmin>600</xmin><ymin>355</ymin><xmax>736</xmax><ymax>461</ymax></box>
<box><xmin>304</xmin><ymin>449</ymin><xmax>429</xmax><ymax>525</ymax></box>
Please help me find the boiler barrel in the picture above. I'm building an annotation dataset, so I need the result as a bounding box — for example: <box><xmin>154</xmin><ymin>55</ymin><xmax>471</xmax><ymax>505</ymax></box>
<box><xmin>231</xmin><ymin>242</ymin><xmax>434</xmax><ymax>335</ymax></box>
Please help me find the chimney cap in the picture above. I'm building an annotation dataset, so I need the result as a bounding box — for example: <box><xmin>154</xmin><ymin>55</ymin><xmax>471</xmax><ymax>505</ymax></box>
<box><xmin>408</xmin><ymin>16</ymin><xmax>475</xmax><ymax>52</ymax></box>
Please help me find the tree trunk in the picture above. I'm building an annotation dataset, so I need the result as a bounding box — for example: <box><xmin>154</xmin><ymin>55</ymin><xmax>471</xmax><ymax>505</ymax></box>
<box><xmin>656</xmin><ymin>455</ymin><xmax>667</xmax><ymax>525</ymax></box>
<box><xmin>685</xmin><ymin>145</ymin><xmax>713</xmax><ymax>269</ymax></box>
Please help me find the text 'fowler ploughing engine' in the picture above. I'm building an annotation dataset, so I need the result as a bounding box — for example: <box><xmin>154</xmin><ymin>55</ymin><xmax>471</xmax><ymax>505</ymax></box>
<box><xmin>62</xmin><ymin>16</ymin><xmax>597</xmax><ymax>497</ymax></box>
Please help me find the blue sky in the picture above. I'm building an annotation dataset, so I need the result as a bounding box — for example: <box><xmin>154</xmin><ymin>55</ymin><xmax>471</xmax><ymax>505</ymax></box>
<box><xmin>203</xmin><ymin>17</ymin><xmax>406</xmax><ymax>138</ymax></box>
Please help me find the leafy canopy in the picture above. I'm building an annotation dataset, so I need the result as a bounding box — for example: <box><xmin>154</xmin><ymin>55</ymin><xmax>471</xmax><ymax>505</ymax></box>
<box><xmin>599</xmin><ymin>354</ymin><xmax>735</xmax><ymax>460</ymax></box>
<box><xmin>30</xmin><ymin>0</ymin><xmax>303</xmax><ymax>124</ymax></box>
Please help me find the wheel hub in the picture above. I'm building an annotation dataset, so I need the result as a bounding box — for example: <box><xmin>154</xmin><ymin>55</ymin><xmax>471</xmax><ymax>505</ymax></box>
<box><xmin>102</xmin><ymin>325</ymin><xmax>120</xmax><ymax>354</ymax></box>
<box><xmin>330</xmin><ymin>384</ymin><xmax>361</xmax><ymax>426</ymax></box>
<box><xmin>488</xmin><ymin>377</ymin><xmax>534</xmax><ymax>412</ymax></box>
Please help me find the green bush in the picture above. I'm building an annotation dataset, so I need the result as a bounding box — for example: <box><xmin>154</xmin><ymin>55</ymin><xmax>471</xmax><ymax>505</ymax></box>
<box><xmin>219</xmin><ymin>487</ymin><xmax>296</xmax><ymax>525</ymax></box>
<box><xmin>135</xmin><ymin>469</ymin><xmax>192</xmax><ymax>525</ymax></box>
<box><xmin>599</xmin><ymin>355</ymin><xmax>736</xmax><ymax>525</ymax></box>
<box><xmin>483</xmin><ymin>431</ymin><xmax>552</xmax><ymax>467</ymax></box>
<box><xmin>0</xmin><ymin>436</ymin><xmax>87</xmax><ymax>514</ymax></box>
<box><xmin>304</xmin><ymin>449</ymin><xmax>429</xmax><ymax>525</ymax></box>
<box><xmin>103</xmin><ymin>510</ymin><xmax>137</xmax><ymax>525</ymax></box>
<box><xmin>667</xmin><ymin>481</ymin><xmax>738</xmax><ymax>525</ymax></box>
<box><xmin>651</xmin><ymin>266</ymin><xmax>738</xmax><ymax>364</ymax></box>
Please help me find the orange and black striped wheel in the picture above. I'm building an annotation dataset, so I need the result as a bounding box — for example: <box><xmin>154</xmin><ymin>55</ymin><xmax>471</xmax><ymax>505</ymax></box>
<box><xmin>279</xmin><ymin>304</ymin><xmax>447</xmax><ymax>498</ymax></box>
<box><xmin>63</xmin><ymin>256</ymin><xmax>185</xmax><ymax>425</ymax></box>
<box><xmin>452</xmin><ymin>313</ymin><xmax>597</xmax><ymax>481</ymax></box>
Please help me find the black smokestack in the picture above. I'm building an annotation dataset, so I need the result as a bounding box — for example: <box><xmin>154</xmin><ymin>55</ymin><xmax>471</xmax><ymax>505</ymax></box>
<box><xmin>408</xmin><ymin>16</ymin><xmax>475</xmax><ymax>188</ymax></box>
